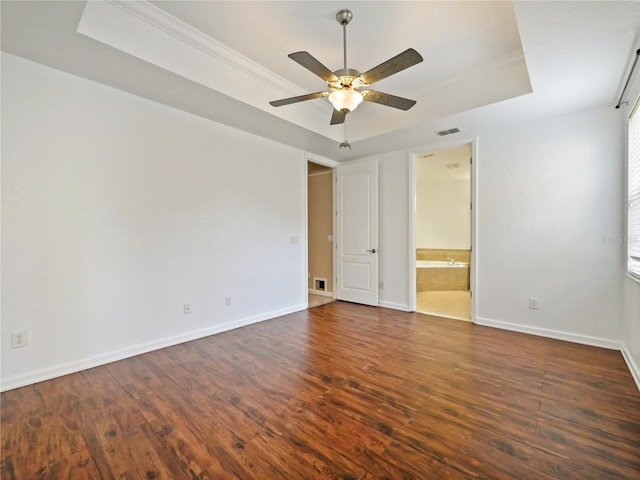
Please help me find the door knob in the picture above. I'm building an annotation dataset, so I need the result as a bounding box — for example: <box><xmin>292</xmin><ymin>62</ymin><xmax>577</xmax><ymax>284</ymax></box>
<box><xmin>367</xmin><ymin>248</ymin><xmax>377</xmax><ymax>253</ymax></box>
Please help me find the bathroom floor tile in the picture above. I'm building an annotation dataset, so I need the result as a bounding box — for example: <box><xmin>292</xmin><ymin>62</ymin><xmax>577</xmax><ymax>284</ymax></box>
<box><xmin>416</xmin><ymin>290</ymin><xmax>471</xmax><ymax>321</ymax></box>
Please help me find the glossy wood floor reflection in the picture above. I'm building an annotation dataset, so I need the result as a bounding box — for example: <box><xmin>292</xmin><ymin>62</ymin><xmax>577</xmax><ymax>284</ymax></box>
<box><xmin>2</xmin><ymin>302</ymin><xmax>640</xmax><ymax>479</ymax></box>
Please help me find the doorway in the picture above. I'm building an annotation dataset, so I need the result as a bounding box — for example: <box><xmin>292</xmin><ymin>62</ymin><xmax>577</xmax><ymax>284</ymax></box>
<box><xmin>307</xmin><ymin>161</ymin><xmax>335</xmax><ymax>308</ymax></box>
<box><xmin>413</xmin><ymin>144</ymin><xmax>473</xmax><ymax>321</ymax></box>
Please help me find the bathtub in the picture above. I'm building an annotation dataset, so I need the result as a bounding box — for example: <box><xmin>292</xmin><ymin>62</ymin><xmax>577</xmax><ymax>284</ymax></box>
<box><xmin>417</xmin><ymin>260</ymin><xmax>470</xmax><ymax>291</ymax></box>
<box><xmin>417</xmin><ymin>260</ymin><xmax>468</xmax><ymax>268</ymax></box>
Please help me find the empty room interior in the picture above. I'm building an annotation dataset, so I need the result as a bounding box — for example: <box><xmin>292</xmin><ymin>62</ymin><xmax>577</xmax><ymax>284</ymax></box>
<box><xmin>2</xmin><ymin>1</ymin><xmax>640</xmax><ymax>479</ymax></box>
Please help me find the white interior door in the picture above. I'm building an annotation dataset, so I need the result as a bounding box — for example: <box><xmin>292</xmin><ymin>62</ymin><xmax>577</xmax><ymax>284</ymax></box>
<box><xmin>336</xmin><ymin>159</ymin><xmax>378</xmax><ymax>306</ymax></box>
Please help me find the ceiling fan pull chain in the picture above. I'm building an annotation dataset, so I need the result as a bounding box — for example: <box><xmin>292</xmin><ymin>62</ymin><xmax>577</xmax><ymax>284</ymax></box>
<box><xmin>340</xmin><ymin>119</ymin><xmax>351</xmax><ymax>150</ymax></box>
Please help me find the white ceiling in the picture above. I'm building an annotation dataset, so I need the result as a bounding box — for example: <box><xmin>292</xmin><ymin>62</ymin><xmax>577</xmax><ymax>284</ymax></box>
<box><xmin>418</xmin><ymin>145</ymin><xmax>472</xmax><ymax>182</ymax></box>
<box><xmin>2</xmin><ymin>1</ymin><xmax>639</xmax><ymax>162</ymax></box>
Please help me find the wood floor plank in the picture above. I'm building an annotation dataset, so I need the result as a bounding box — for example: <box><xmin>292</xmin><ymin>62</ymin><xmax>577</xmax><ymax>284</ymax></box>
<box><xmin>2</xmin><ymin>301</ymin><xmax>640</xmax><ymax>479</ymax></box>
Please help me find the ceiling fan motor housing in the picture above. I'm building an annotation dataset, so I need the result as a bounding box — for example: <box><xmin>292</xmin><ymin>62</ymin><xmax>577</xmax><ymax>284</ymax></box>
<box><xmin>330</xmin><ymin>69</ymin><xmax>364</xmax><ymax>90</ymax></box>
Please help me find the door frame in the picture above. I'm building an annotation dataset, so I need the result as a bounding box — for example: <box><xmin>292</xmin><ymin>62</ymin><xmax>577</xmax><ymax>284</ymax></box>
<box><xmin>408</xmin><ymin>137</ymin><xmax>478</xmax><ymax>321</ymax></box>
<box><xmin>305</xmin><ymin>153</ymin><xmax>339</xmax><ymax>307</ymax></box>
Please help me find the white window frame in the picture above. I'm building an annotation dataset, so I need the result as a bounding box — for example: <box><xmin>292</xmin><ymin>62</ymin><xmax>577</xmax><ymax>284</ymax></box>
<box><xmin>628</xmin><ymin>97</ymin><xmax>640</xmax><ymax>282</ymax></box>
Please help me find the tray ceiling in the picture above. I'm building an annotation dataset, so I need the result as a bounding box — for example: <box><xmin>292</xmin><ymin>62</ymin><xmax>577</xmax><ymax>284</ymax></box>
<box><xmin>2</xmin><ymin>1</ymin><xmax>638</xmax><ymax>160</ymax></box>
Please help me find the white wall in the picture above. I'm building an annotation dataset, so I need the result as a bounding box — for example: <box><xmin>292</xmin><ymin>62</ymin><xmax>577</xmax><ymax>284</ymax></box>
<box><xmin>378</xmin><ymin>152</ymin><xmax>411</xmax><ymax>311</ymax></box>
<box><xmin>358</xmin><ymin>104</ymin><xmax>625</xmax><ymax>348</ymax></box>
<box><xmin>1</xmin><ymin>53</ymin><xmax>307</xmax><ymax>390</ymax></box>
<box><xmin>3</xmin><ymin>50</ymin><xmax>634</xmax><ymax>390</ymax></box>
<box><xmin>621</xmin><ymin>47</ymin><xmax>640</xmax><ymax>389</ymax></box>
<box><xmin>476</xmin><ymin>106</ymin><xmax>624</xmax><ymax>345</ymax></box>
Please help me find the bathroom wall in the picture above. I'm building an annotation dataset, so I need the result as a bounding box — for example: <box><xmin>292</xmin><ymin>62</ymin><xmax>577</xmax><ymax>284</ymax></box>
<box><xmin>416</xmin><ymin>264</ymin><xmax>470</xmax><ymax>291</ymax></box>
<box><xmin>416</xmin><ymin>248</ymin><xmax>470</xmax><ymax>263</ymax></box>
<box><xmin>416</xmin><ymin>145</ymin><xmax>471</xmax><ymax>250</ymax></box>
<box><xmin>308</xmin><ymin>166</ymin><xmax>333</xmax><ymax>294</ymax></box>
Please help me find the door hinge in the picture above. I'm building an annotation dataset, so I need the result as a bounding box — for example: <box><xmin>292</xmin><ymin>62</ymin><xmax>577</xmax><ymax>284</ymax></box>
<box><xmin>470</xmin><ymin>202</ymin><xmax>472</xmax><ymax>210</ymax></box>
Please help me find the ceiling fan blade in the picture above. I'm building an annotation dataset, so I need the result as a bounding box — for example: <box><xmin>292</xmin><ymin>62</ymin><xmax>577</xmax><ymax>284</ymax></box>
<box><xmin>269</xmin><ymin>91</ymin><xmax>328</xmax><ymax>107</ymax></box>
<box><xmin>360</xmin><ymin>48</ymin><xmax>423</xmax><ymax>85</ymax></box>
<box><xmin>362</xmin><ymin>90</ymin><xmax>417</xmax><ymax>110</ymax></box>
<box><xmin>289</xmin><ymin>51</ymin><xmax>339</xmax><ymax>83</ymax></box>
<box><xmin>330</xmin><ymin>109</ymin><xmax>347</xmax><ymax>125</ymax></box>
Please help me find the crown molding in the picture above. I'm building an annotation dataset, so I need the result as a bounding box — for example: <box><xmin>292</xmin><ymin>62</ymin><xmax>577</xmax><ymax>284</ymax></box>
<box><xmin>77</xmin><ymin>0</ymin><xmax>339</xmax><ymax>141</ymax></box>
<box><xmin>105</xmin><ymin>0</ymin><xmax>303</xmax><ymax>97</ymax></box>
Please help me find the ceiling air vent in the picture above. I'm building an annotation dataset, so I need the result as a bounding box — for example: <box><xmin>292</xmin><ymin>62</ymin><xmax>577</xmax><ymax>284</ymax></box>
<box><xmin>436</xmin><ymin>127</ymin><xmax>462</xmax><ymax>136</ymax></box>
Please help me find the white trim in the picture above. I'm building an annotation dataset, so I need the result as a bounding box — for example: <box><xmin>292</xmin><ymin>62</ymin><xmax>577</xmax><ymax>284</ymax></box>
<box><xmin>621</xmin><ymin>344</ymin><xmax>640</xmax><ymax>392</ymax></box>
<box><xmin>104</xmin><ymin>0</ymin><xmax>303</xmax><ymax>96</ymax></box>
<box><xmin>408</xmin><ymin>152</ymin><xmax>417</xmax><ymax>312</ymax></box>
<box><xmin>378</xmin><ymin>301</ymin><xmax>411</xmax><ymax>312</ymax></box>
<box><xmin>308</xmin><ymin>288</ymin><xmax>334</xmax><ymax>298</ymax></box>
<box><xmin>308</xmin><ymin>170</ymin><xmax>332</xmax><ymax>177</ymax></box>
<box><xmin>304</xmin><ymin>152</ymin><xmax>339</xmax><ymax>169</ymax></box>
<box><xmin>0</xmin><ymin>304</ymin><xmax>306</xmax><ymax>392</ymax></box>
<box><xmin>475</xmin><ymin>316</ymin><xmax>622</xmax><ymax>350</ymax></box>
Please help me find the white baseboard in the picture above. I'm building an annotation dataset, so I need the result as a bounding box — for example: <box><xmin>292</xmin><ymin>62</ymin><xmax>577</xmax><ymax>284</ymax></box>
<box><xmin>378</xmin><ymin>301</ymin><xmax>411</xmax><ymax>312</ymax></box>
<box><xmin>0</xmin><ymin>304</ymin><xmax>307</xmax><ymax>392</ymax></box>
<box><xmin>308</xmin><ymin>288</ymin><xmax>333</xmax><ymax>298</ymax></box>
<box><xmin>621</xmin><ymin>344</ymin><xmax>640</xmax><ymax>392</ymax></box>
<box><xmin>474</xmin><ymin>316</ymin><xmax>622</xmax><ymax>350</ymax></box>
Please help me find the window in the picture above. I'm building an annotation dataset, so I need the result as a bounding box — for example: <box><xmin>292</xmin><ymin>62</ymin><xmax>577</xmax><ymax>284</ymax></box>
<box><xmin>629</xmin><ymin>98</ymin><xmax>640</xmax><ymax>280</ymax></box>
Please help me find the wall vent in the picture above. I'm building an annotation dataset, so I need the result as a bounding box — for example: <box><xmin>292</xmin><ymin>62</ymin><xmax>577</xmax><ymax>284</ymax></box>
<box><xmin>436</xmin><ymin>127</ymin><xmax>462</xmax><ymax>136</ymax></box>
<box><xmin>313</xmin><ymin>277</ymin><xmax>327</xmax><ymax>292</ymax></box>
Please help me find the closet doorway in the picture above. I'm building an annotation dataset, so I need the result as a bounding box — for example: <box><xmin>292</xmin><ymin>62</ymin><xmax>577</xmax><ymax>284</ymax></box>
<box><xmin>307</xmin><ymin>161</ymin><xmax>335</xmax><ymax>308</ymax></box>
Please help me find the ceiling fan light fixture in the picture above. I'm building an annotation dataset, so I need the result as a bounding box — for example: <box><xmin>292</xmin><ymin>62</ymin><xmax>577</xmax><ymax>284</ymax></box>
<box><xmin>329</xmin><ymin>88</ymin><xmax>363</xmax><ymax>113</ymax></box>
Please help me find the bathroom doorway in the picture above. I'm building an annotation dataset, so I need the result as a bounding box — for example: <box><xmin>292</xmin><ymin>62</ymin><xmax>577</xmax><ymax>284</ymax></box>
<box><xmin>307</xmin><ymin>161</ymin><xmax>335</xmax><ymax>308</ymax></box>
<box><xmin>413</xmin><ymin>144</ymin><xmax>472</xmax><ymax>321</ymax></box>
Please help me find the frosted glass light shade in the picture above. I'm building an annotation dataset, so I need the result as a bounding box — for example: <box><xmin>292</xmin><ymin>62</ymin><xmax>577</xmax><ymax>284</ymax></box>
<box><xmin>329</xmin><ymin>88</ymin><xmax>363</xmax><ymax>112</ymax></box>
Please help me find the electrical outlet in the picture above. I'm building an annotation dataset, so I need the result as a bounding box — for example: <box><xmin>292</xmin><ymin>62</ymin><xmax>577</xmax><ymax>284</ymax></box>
<box><xmin>11</xmin><ymin>330</ymin><xmax>28</xmax><ymax>348</ymax></box>
<box><xmin>379</xmin><ymin>280</ymin><xmax>384</xmax><ymax>289</ymax></box>
<box><xmin>529</xmin><ymin>298</ymin><xmax>539</xmax><ymax>310</ymax></box>
<box><xmin>184</xmin><ymin>303</ymin><xmax>192</xmax><ymax>314</ymax></box>
<box><xmin>225</xmin><ymin>296</ymin><xmax>232</xmax><ymax>306</ymax></box>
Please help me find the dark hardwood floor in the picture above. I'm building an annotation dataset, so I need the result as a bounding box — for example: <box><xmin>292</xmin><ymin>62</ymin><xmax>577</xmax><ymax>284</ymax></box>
<box><xmin>2</xmin><ymin>301</ymin><xmax>640</xmax><ymax>479</ymax></box>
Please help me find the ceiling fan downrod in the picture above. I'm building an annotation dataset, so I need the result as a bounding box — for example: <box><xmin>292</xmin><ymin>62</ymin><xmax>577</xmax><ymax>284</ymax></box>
<box><xmin>336</xmin><ymin>9</ymin><xmax>353</xmax><ymax>70</ymax></box>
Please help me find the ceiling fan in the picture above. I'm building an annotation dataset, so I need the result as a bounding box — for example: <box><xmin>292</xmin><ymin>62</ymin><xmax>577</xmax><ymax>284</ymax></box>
<box><xmin>269</xmin><ymin>9</ymin><xmax>423</xmax><ymax>126</ymax></box>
